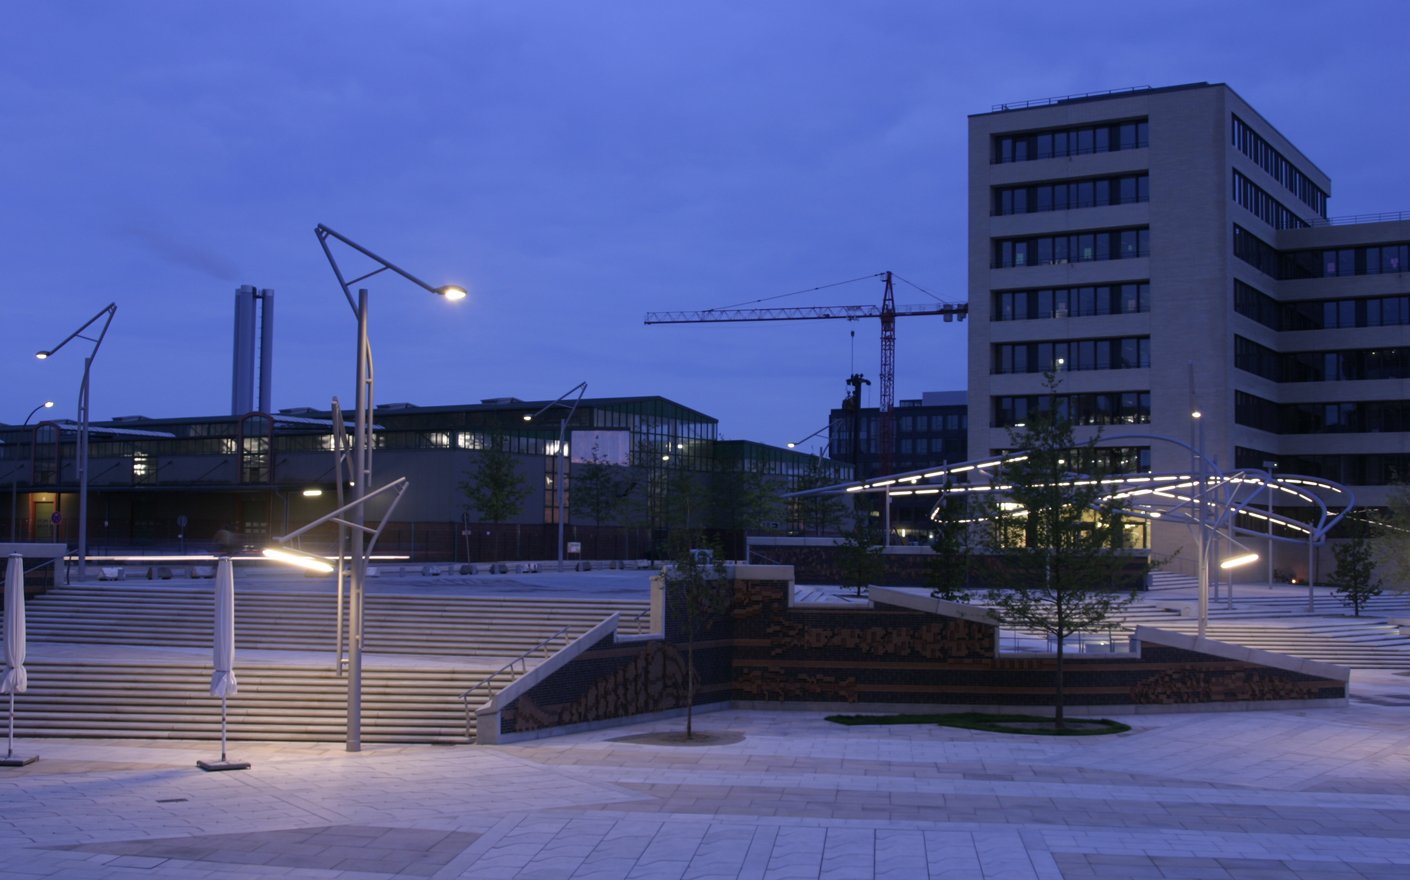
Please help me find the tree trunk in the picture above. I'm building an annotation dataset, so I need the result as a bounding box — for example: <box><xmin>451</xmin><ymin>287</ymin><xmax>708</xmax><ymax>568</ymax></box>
<box><xmin>1054</xmin><ymin>637</ymin><xmax>1065</xmax><ymax>728</ymax></box>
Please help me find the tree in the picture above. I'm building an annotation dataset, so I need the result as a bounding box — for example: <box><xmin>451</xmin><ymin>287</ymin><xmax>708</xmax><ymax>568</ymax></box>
<box><xmin>1328</xmin><ymin>521</ymin><xmax>1383</xmax><ymax>616</ymax></box>
<box><xmin>661</xmin><ymin>534</ymin><xmax>731</xmax><ymax>739</ymax></box>
<box><xmin>982</xmin><ymin>374</ymin><xmax>1149</xmax><ymax>728</ymax></box>
<box><xmin>569</xmin><ymin>442</ymin><xmax>623</xmax><ymax>528</ymax></box>
<box><xmin>926</xmin><ymin>478</ymin><xmax>976</xmax><ymax>603</ymax></box>
<box><xmin>458</xmin><ymin>432</ymin><xmax>532</xmax><ymax>562</ymax></box>
<box><xmin>835</xmin><ymin>514</ymin><xmax>886</xmax><ymax>598</ymax></box>
<box><xmin>1374</xmin><ymin>481</ymin><xmax>1410</xmax><ymax>593</ymax></box>
<box><xmin>791</xmin><ymin>455</ymin><xmax>848</xmax><ymax>536</ymax></box>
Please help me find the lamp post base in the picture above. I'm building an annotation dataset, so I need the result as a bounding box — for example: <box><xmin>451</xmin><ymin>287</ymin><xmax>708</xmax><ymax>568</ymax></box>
<box><xmin>196</xmin><ymin>759</ymin><xmax>250</xmax><ymax>772</ymax></box>
<box><xmin>0</xmin><ymin>755</ymin><xmax>38</xmax><ymax>766</ymax></box>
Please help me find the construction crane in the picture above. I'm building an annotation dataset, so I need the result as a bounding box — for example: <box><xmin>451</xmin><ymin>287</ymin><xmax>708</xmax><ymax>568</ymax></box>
<box><xmin>644</xmin><ymin>271</ymin><xmax>966</xmax><ymax>476</ymax></box>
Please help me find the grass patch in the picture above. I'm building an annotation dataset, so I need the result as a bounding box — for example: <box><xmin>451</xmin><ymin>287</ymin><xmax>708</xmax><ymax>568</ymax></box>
<box><xmin>825</xmin><ymin>712</ymin><xmax>1131</xmax><ymax>736</ymax></box>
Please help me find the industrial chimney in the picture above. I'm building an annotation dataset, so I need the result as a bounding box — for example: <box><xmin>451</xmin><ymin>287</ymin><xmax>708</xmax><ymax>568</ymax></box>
<box><xmin>232</xmin><ymin>286</ymin><xmax>274</xmax><ymax>415</ymax></box>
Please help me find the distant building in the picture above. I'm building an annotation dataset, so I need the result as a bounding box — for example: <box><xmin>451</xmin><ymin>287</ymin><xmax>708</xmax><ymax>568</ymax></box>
<box><xmin>0</xmin><ymin>396</ymin><xmax>850</xmax><ymax>559</ymax></box>
<box><xmin>829</xmin><ymin>391</ymin><xmax>968</xmax><ymax>539</ymax></box>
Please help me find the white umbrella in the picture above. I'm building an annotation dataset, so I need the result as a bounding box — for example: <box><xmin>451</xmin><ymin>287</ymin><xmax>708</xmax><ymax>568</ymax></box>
<box><xmin>1</xmin><ymin>553</ymin><xmax>36</xmax><ymax>766</ymax></box>
<box><xmin>198</xmin><ymin>557</ymin><xmax>248</xmax><ymax>771</ymax></box>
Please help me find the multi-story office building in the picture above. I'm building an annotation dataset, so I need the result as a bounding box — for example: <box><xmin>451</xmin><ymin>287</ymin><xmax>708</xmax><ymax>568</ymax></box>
<box><xmin>968</xmin><ymin>82</ymin><xmax>1409</xmax><ymax>572</ymax></box>
<box><xmin>830</xmin><ymin>391</ymin><xmax>968</xmax><ymax>537</ymax></box>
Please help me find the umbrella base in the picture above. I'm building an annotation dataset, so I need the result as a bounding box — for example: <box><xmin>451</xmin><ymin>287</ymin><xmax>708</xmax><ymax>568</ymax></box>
<box><xmin>196</xmin><ymin>760</ymin><xmax>250</xmax><ymax>772</ymax></box>
<box><xmin>0</xmin><ymin>755</ymin><xmax>38</xmax><ymax>766</ymax></box>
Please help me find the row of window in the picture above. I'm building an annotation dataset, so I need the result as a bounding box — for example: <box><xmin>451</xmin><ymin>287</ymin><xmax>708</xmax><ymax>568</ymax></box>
<box><xmin>993</xmin><ymin>445</ymin><xmax>1152</xmax><ymax>474</ymax></box>
<box><xmin>1236</xmin><ymin>390</ymin><xmax>1410</xmax><ymax>434</ymax></box>
<box><xmin>995</xmin><ymin>228</ymin><xmax>1150</xmax><ymax>268</ymax></box>
<box><xmin>994</xmin><ymin>282</ymin><xmax>1150</xmax><ymax>321</ymax></box>
<box><xmin>1232</xmin><ymin>170</ymin><xmax>1308</xmax><ymax>230</ymax></box>
<box><xmin>899</xmin><ymin>414</ymin><xmax>967</xmax><ymax>433</ymax></box>
<box><xmin>1235</xmin><ymin>335</ymin><xmax>1410</xmax><ymax>383</ymax></box>
<box><xmin>993</xmin><ymin>120</ymin><xmax>1149</xmax><ymax>163</ymax></box>
<box><xmin>1231</xmin><ymin>115</ymin><xmax>1328</xmax><ymax>216</ymax></box>
<box><xmin>994</xmin><ymin>337</ymin><xmax>1151</xmax><ymax>374</ymax></box>
<box><xmin>994</xmin><ymin>174</ymin><xmax>1148</xmax><ymax>216</ymax></box>
<box><xmin>993</xmin><ymin>392</ymin><xmax>1151</xmax><ymax>428</ymax></box>
<box><xmin>1281</xmin><ymin>243</ymin><xmax>1410</xmax><ymax>279</ymax></box>
<box><xmin>898</xmin><ymin>437</ymin><xmax>965</xmax><ymax>456</ymax></box>
<box><xmin>1237</xmin><ymin>446</ymin><xmax>1410</xmax><ymax>487</ymax></box>
<box><xmin>1234</xmin><ymin>281</ymin><xmax>1410</xmax><ymax>332</ymax></box>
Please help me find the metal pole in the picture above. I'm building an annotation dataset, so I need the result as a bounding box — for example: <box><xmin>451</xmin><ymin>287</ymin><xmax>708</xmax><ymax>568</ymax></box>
<box><xmin>883</xmin><ymin>489</ymin><xmax>890</xmax><ymax>546</ymax></box>
<box><xmin>1265</xmin><ymin>465</ymin><xmax>1275</xmax><ymax>589</ymax></box>
<box><xmin>77</xmin><ymin>357</ymin><xmax>91</xmax><ymax>581</ymax></box>
<box><xmin>1308</xmin><ymin>539</ymin><xmax>1315</xmax><ymax>612</ymax></box>
<box><xmin>347</xmin><ymin>289</ymin><xmax>370</xmax><ymax>752</ymax></box>
<box><xmin>220</xmin><ymin>694</ymin><xmax>228</xmax><ymax>764</ymax></box>
<box><xmin>6</xmin><ymin>692</ymin><xmax>13</xmax><ymax>759</ymax></box>
<box><xmin>558</xmin><ymin>417</ymin><xmax>566</xmax><ymax>572</ymax></box>
<box><xmin>1196</xmin><ymin>415</ymin><xmax>1208</xmax><ymax>638</ymax></box>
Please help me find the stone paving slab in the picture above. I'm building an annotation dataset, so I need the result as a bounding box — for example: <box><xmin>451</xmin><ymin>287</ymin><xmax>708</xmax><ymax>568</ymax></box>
<box><xmin>4</xmin><ymin>701</ymin><xmax>1410</xmax><ymax>878</ymax></box>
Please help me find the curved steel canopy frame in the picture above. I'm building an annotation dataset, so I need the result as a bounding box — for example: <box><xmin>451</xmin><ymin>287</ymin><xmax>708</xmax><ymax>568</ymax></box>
<box><xmin>783</xmin><ymin>432</ymin><xmax>1356</xmax><ymax>549</ymax></box>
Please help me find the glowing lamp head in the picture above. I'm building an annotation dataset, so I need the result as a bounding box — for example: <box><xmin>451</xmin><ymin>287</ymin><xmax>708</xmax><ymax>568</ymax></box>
<box><xmin>786</xmin><ymin>442</ymin><xmax>796</xmax><ymax>448</ymax></box>
<box><xmin>662</xmin><ymin>455</ymin><xmax>670</xmax><ymax>461</ymax></box>
<box><xmin>301</xmin><ymin>488</ymin><xmax>323</xmax><ymax>497</ymax></box>
<box><xmin>522</xmin><ymin>415</ymin><xmax>532</xmax><ymax>421</ymax></box>
<box><xmin>43</xmin><ymin>401</ymin><xmax>54</xmax><ymax>408</ymax></box>
<box><xmin>262</xmin><ymin>547</ymin><xmax>334</xmax><ymax>573</ymax></box>
<box><xmin>35</xmin><ymin>351</ymin><xmax>48</xmax><ymax>360</ymax></box>
<box><xmin>1220</xmin><ymin>552</ymin><xmax>1259</xmax><ymax>569</ymax></box>
<box><xmin>437</xmin><ymin>285</ymin><xmax>467</xmax><ymax>300</ymax></box>
<box><xmin>1192</xmin><ymin>410</ymin><xmax>1202</xmax><ymax>419</ymax></box>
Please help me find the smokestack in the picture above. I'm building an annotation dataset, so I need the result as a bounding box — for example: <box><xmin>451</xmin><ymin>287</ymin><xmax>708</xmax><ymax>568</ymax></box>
<box><xmin>232</xmin><ymin>285</ymin><xmax>275</xmax><ymax>415</ymax></box>
<box><xmin>258</xmin><ymin>289</ymin><xmax>274</xmax><ymax>414</ymax></box>
<box><xmin>232</xmin><ymin>285</ymin><xmax>257</xmax><ymax>415</ymax></box>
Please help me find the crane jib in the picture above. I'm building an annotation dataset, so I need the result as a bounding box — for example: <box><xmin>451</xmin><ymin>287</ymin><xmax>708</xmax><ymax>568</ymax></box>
<box><xmin>643</xmin><ymin>303</ymin><xmax>967</xmax><ymax>324</ymax></box>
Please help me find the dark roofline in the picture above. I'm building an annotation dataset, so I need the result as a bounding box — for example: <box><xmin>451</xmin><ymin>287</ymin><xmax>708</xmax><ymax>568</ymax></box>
<box><xmin>973</xmin><ymin>82</ymin><xmax>1214</xmax><ymax>117</ymax></box>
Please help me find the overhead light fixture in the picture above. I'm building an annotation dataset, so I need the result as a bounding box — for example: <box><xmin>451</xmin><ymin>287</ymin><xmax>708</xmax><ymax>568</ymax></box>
<box><xmin>1192</xmin><ymin>410</ymin><xmax>1202</xmax><ymax>419</ymax></box>
<box><xmin>262</xmin><ymin>547</ymin><xmax>334</xmax><ymax>573</ymax></box>
<box><xmin>34</xmin><ymin>351</ymin><xmax>48</xmax><ymax>360</ymax></box>
<box><xmin>43</xmin><ymin>401</ymin><xmax>54</xmax><ymax>408</ymax></box>
<box><xmin>522</xmin><ymin>415</ymin><xmax>532</xmax><ymax>421</ymax></box>
<box><xmin>786</xmin><ymin>442</ymin><xmax>796</xmax><ymax>448</ymax></box>
<box><xmin>1220</xmin><ymin>552</ymin><xmax>1259</xmax><ymax>569</ymax></box>
<box><xmin>437</xmin><ymin>286</ymin><xmax>468</xmax><ymax>300</ymax></box>
<box><xmin>662</xmin><ymin>455</ymin><xmax>670</xmax><ymax>461</ymax></box>
<box><xmin>302</xmin><ymin>488</ymin><xmax>323</xmax><ymax>497</ymax></box>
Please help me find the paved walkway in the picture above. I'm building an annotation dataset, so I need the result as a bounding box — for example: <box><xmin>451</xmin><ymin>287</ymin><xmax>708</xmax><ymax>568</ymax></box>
<box><xmin>4</xmin><ymin>676</ymin><xmax>1410</xmax><ymax>879</ymax></box>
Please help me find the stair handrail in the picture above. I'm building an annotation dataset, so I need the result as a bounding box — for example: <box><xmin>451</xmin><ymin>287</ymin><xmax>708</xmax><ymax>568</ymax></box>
<box><xmin>459</xmin><ymin>624</ymin><xmax>572</xmax><ymax>738</ymax></box>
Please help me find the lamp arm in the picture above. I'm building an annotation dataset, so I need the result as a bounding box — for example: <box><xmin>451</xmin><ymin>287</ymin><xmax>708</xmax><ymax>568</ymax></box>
<box><xmin>526</xmin><ymin>381</ymin><xmax>589</xmax><ymax>421</ymax></box>
<box><xmin>40</xmin><ymin>303</ymin><xmax>117</xmax><ymax>358</ymax></box>
<box><xmin>316</xmin><ymin>224</ymin><xmax>443</xmax><ymax>302</ymax></box>
<box><xmin>273</xmin><ymin>477</ymin><xmax>408</xmax><ymax>543</ymax></box>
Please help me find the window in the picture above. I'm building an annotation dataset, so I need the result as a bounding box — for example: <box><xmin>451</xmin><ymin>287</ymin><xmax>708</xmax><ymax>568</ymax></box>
<box><xmin>237</xmin><ymin>413</ymin><xmax>273</xmax><ymax>484</ymax></box>
<box><xmin>1232</xmin><ymin>115</ymin><xmax>1328</xmax><ymax>216</ymax></box>
<box><xmin>899</xmin><ymin>416</ymin><xmax>913</xmax><ymax>433</ymax></box>
<box><xmin>994</xmin><ymin>283</ymin><xmax>1149</xmax><ymax>321</ymax></box>
<box><xmin>132</xmin><ymin>454</ymin><xmax>155</xmax><ymax>485</ymax></box>
<box><xmin>994</xmin><ymin>392</ymin><xmax>1150</xmax><ymax>427</ymax></box>
<box><xmin>994</xmin><ymin>120</ymin><xmax>1148</xmax><ymax>163</ymax></box>
<box><xmin>993</xmin><ymin>337</ymin><xmax>1149</xmax><ymax>373</ymax></box>
<box><xmin>1235</xmin><ymin>391</ymin><xmax>1280</xmax><ymax>434</ymax></box>
<box><xmin>1235</xmin><ymin>335</ymin><xmax>1410</xmax><ymax>382</ymax></box>
<box><xmin>1236</xmin><ymin>393</ymin><xmax>1410</xmax><ymax>434</ymax></box>
<box><xmin>1238</xmin><ymin>447</ymin><xmax>1410</xmax><ymax>486</ymax></box>
<box><xmin>1235</xmin><ymin>281</ymin><xmax>1410</xmax><ymax>332</ymax></box>
<box><xmin>994</xmin><ymin>174</ymin><xmax>1148</xmax><ymax>215</ymax></box>
<box><xmin>995</xmin><ymin>228</ymin><xmax>1149</xmax><ymax>268</ymax></box>
<box><xmin>1233</xmin><ymin>225</ymin><xmax>1280</xmax><ymax>277</ymax></box>
<box><xmin>1232</xmin><ymin>170</ymin><xmax>1308</xmax><ymax>229</ymax></box>
<box><xmin>1279</xmin><ymin>242</ymin><xmax>1410</xmax><ymax>280</ymax></box>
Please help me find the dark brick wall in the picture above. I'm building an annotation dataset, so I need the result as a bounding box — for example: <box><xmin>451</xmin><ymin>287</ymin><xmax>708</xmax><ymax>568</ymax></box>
<box><xmin>497</xmin><ymin>577</ymin><xmax>1346</xmax><ymax>737</ymax></box>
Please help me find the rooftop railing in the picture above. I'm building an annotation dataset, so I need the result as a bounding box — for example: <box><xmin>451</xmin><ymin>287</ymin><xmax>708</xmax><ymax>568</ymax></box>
<box><xmin>992</xmin><ymin>86</ymin><xmax>1152</xmax><ymax>113</ymax></box>
<box><xmin>1308</xmin><ymin>211</ymin><xmax>1410</xmax><ymax>227</ymax></box>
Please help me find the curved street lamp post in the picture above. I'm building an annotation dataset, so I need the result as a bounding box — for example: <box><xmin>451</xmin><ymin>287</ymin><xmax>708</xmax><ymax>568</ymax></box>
<box><xmin>6</xmin><ymin>402</ymin><xmax>54</xmax><ymax>542</ymax></box>
<box><xmin>524</xmin><ymin>382</ymin><xmax>588</xmax><ymax>572</ymax></box>
<box><xmin>35</xmin><ymin>304</ymin><xmax>117</xmax><ymax>581</ymax></box>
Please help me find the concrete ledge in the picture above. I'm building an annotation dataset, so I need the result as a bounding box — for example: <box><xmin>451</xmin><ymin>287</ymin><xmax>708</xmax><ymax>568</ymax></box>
<box><xmin>485</xmin><ymin>701</ymin><xmax>732</xmax><ymax>745</ymax></box>
<box><xmin>869</xmin><ymin>586</ymin><xmax>1002</xmax><ymax>626</ymax></box>
<box><xmin>1133</xmin><ymin>625</ymin><xmax>1352</xmax><ymax>682</ymax></box>
<box><xmin>727</xmin><ymin>564</ymin><xmax>794</xmax><ymax>581</ymax></box>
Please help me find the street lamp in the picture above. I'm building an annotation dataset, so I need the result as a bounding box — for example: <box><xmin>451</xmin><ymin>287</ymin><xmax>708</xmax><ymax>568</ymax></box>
<box><xmin>7</xmin><ymin>402</ymin><xmax>54</xmax><ymax>542</ymax></box>
<box><xmin>524</xmin><ymin>382</ymin><xmax>588</xmax><ymax>572</ymax></box>
<box><xmin>314</xmin><ymin>225</ymin><xmax>463</xmax><ymax>752</ymax></box>
<box><xmin>35</xmin><ymin>304</ymin><xmax>117</xmax><ymax>580</ymax></box>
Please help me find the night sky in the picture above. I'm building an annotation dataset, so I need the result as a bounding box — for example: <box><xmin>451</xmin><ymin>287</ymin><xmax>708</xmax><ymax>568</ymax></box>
<box><xmin>3</xmin><ymin>2</ymin><xmax>1406</xmax><ymax>452</ymax></box>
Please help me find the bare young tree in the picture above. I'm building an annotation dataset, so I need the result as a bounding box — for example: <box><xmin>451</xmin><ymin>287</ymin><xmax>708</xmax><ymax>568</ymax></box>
<box><xmin>458</xmin><ymin>432</ymin><xmax>532</xmax><ymax>563</ymax></box>
<box><xmin>661</xmin><ymin>535</ymin><xmax>731</xmax><ymax>739</ymax></box>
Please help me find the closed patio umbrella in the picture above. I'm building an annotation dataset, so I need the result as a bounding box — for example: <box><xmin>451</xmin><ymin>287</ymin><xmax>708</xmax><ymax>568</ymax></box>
<box><xmin>1</xmin><ymin>553</ymin><xmax>36</xmax><ymax>766</ymax></box>
<box><xmin>197</xmin><ymin>556</ymin><xmax>248</xmax><ymax>771</ymax></box>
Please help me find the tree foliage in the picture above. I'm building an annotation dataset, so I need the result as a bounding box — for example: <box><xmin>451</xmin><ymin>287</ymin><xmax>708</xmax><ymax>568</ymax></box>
<box><xmin>711</xmin><ymin>459</ymin><xmax>782</xmax><ymax>534</ymax></box>
<box><xmin>981</xmin><ymin>374</ymin><xmax>1149</xmax><ymax>726</ymax></box>
<box><xmin>926</xmin><ymin>478</ymin><xmax>976</xmax><ymax>603</ymax></box>
<box><xmin>1328</xmin><ymin>521</ymin><xmax>1383</xmax><ymax>616</ymax></box>
<box><xmin>835</xmin><ymin>514</ymin><xmax>886</xmax><ymax>597</ymax></box>
<box><xmin>661</xmin><ymin>534</ymin><xmax>731</xmax><ymax>739</ymax></box>
<box><xmin>458</xmin><ymin>433</ymin><xmax>533</xmax><ymax>561</ymax></box>
<box><xmin>569</xmin><ymin>442</ymin><xmax>623</xmax><ymax>527</ymax></box>
<box><xmin>1374</xmin><ymin>481</ymin><xmax>1410</xmax><ymax>593</ymax></box>
<box><xmin>791</xmin><ymin>456</ymin><xmax>848</xmax><ymax>536</ymax></box>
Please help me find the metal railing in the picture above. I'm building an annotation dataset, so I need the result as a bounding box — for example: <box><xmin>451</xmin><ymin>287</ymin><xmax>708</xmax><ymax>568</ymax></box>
<box><xmin>993</xmin><ymin>86</ymin><xmax>1152</xmax><ymax>112</ymax></box>
<box><xmin>1309</xmin><ymin>211</ymin><xmax>1410</xmax><ymax>227</ymax></box>
<box><xmin>460</xmin><ymin>625</ymin><xmax>572</xmax><ymax>741</ymax></box>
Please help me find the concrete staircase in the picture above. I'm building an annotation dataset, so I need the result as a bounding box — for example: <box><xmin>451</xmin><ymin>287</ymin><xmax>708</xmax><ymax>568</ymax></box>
<box><xmin>0</xmin><ymin>585</ymin><xmax>651</xmax><ymax>743</ymax></box>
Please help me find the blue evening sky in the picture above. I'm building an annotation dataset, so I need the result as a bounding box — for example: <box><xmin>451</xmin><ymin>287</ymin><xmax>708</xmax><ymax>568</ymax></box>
<box><xmin>2</xmin><ymin>2</ymin><xmax>1405</xmax><ymax>451</ymax></box>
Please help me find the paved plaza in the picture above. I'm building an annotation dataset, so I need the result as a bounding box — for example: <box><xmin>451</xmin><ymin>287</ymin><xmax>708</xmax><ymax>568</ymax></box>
<box><xmin>3</xmin><ymin>670</ymin><xmax>1410</xmax><ymax>880</ymax></box>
